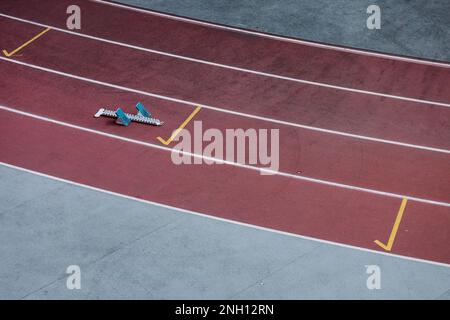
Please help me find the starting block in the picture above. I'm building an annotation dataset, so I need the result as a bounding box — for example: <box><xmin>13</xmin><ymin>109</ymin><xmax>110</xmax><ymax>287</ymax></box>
<box><xmin>94</xmin><ymin>102</ymin><xmax>163</xmax><ymax>126</ymax></box>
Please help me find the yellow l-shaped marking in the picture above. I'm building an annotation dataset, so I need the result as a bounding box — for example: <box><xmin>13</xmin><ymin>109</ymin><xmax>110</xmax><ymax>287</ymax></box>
<box><xmin>157</xmin><ymin>106</ymin><xmax>201</xmax><ymax>145</ymax></box>
<box><xmin>2</xmin><ymin>27</ymin><xmax>51</xmax><ymax>57</ymax></box>
<box><xmin>374</xmin><ymin>198</ymin><xmax>408</xmax><ymax>251</ymax></box>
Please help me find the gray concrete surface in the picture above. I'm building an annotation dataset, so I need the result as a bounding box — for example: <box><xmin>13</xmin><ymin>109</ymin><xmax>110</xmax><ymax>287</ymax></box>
<box><xmin>1</xmin><ymin>164</ymin><xmax>449</xmax><ymax>299</ymax></box>
<box><xmin>116</xmin><ymin>0</ymin><xmax>450</xmax><ymax>62</ymax></box>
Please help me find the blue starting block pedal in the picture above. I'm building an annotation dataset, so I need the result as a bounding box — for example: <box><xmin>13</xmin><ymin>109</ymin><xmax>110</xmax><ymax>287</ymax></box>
<box><xmin>115</xmin><ymin>108</ymin><xmax>131</xmax><ymax>126</ymax></box>
<box><xmin>136</xmin><ymin>102</ymin><xmax>151</xmax><ymax>118</ymax></box>
<box><xmin>94</xmin><ymin>103</ymin><xmax>163</xmax><ymax>126</ymax></box>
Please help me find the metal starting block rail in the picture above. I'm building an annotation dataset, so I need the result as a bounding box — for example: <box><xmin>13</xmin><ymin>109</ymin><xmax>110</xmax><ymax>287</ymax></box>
<box><xmin>94</xmin><ymin>102</ymin><xmax>163</xmax><ymax>126</ymax></box>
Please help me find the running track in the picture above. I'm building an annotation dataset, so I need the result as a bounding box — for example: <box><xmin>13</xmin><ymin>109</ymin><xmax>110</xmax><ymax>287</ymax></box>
<box><xmin>0</xmin><ymin>0</ymin><xmax>449</xmax><ymax>265</ymax></box>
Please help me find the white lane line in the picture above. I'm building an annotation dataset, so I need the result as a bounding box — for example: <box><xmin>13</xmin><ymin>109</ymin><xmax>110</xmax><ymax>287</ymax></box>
<box><xmin>1</xmin><ymin>104</ymin><xmax>450</xmax><ymax>208</ymax></box>
<box><xmin>1</xmin><ymin>57</ymin><xmax>449</xmax><ymax>156</ymax></box>
<box><xmin>91</xmin><ymin>0</ymin><xmax>450</xmax><ymax>69</ymax></box>
<box><xmin>1</xmin><ymin>161</ymin><xmax>449</xmax><ymax>269</ymax></box>
<box><xmin>1</xmin><ymin>13</ymin><xmax>450</xmax><ymax>109</ymax></box>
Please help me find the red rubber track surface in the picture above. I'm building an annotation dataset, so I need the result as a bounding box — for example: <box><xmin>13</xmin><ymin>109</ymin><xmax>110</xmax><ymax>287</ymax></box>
<box><xmin>1</xmin><ymin>61</ymin><xmax>449</xmax><ymax>203</ymax></box>
<box><xmin>0</xmin><ymin>0</ymin><xmax>449</xmax><ymax>264</ymax></box>
<box><xmin>1</xmin><ymin>14</ymin><xmax>450</xmax><ymax>151</ymax></box>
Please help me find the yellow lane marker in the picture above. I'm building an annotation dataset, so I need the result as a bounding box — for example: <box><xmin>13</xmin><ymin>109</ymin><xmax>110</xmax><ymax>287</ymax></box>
<box><xmin>2</xmin><ymin>27</ymin><xmax>51</xmax><ymax>57</ymax></box>
<box><xmin>374</xmin><ymin>197</ymin><xmax>408</xmax><ymax>251</ymax></box>
<box><xmin>157</xmin><ymin>106</ymin><xmax>201</xmax><ymax>145</ymax></box>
